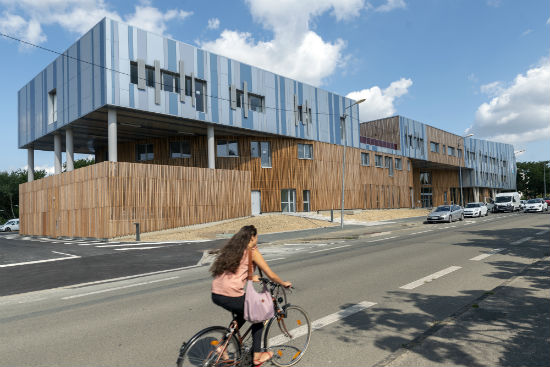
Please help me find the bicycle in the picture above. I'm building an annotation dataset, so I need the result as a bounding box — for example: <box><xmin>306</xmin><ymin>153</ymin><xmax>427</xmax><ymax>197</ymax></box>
<box><xmin>176</xmin><ymin>278</ymin><xmax>311</xmax><ymax>367</ymax></box>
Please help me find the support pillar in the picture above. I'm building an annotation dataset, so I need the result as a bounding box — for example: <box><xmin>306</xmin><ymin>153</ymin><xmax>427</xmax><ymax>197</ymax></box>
<box><xmin>66</xmin><ymin>127</ymin><xmax>74</xmax><ymax>172</ymax></box>
<box><xmin>27</xmin><ymin>148</ymin><xmax>34</xmax><ymax>182</ymax></box>
<box><xmin>207</xmin><ymin>126</ymin><xmax>215</xmax><ymax>169</ymax></box>
<box><xmin>108</xmin><ymin>108</ymin><xmax>117</xmax><ymax>162</ymax></box>
<box><xmin>54</xmin><ymin>133</ymin><xmax>62</xmax><ymax>174</ymax></box>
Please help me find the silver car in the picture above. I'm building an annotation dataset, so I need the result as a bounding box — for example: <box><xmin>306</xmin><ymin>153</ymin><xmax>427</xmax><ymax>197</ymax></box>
<box><xmin>427</xmin><ymin>205</ymin><xmax>464</xmax><ymax>223</ymax></box>
<box><xmin>0</xmin><ymin>219</ymin><xmax>19</xmax><ymax>232</ymax></box>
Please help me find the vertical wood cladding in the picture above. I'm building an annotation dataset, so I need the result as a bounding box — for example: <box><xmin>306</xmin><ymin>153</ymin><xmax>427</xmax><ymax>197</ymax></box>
<box><xmin>426</xmin><ymin>126</ymin><xmax>466</xmax><ymax>167</ymax></box>
<box><xmin>359</xmin><ymin>116</ymin><xmax>401</xmax><ymax>149</ymax></box>
<box><xmin>105</xmin><ymin>135</ymin><xmax>415</xmax><ymax>213</ymax></box>
<box><xmin>19</xmin><ymin>162</ymin><xmax>250</xmax><ymax>238</ymax></box>
<box><xmin>412</xmin><ymin>167</ymin><xmax>460</xmax><ymax>208</ymax></box>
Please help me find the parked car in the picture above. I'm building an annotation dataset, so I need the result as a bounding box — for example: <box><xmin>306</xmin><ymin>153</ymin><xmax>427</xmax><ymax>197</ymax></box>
<box><xmin>494</xmin><ymin>192</ymin><xmax>521</xmax><ymax>212</ymax></box>
<box><xmin>484</xmin><ymin>198</ymin><xmax>496</xmax><ymax>213</ymax></box>
<box><xmin>463</xmin><ymin>202</ymin><xmax>489</xmax><ymax>217</ymax></box>
<box><xmin>524</xmin><ymin>198</ymin><xmax>548</xmax><ymax>212</ymax></box>
<box><xmin>519</xmin><ymin>200</ymin><xmax>527</xmax><ymax>210</ymax></box>
<box><xmin>0</xmin><ymin>219</ymin><xmax>19</xmax><ymax>232</ymax></box>
<box><xmin>544</xmin><ymin>197</ymin><xmax>550</xmax><ymax>206</ymax></box>
<box><xmin>427</xmin><ymin>205</ymin><xmax>464</xmax><ymax>223</ymax></box>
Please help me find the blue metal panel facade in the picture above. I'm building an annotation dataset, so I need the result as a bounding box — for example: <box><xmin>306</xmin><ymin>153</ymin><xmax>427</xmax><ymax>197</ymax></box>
<box><xmin>18</xmin><ymin>17</ymin><xmax>359</xmax><ymax>149</ymax></box>
<box><xmin>398</xmin><ymin>116</ymin><xmax>428</xmax><ymax>160</ymax></box>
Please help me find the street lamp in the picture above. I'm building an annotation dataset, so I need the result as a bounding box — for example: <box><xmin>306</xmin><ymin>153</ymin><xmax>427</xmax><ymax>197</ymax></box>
<box><xmin>341</xmin><ymin>98</ymin><xmax>366</xmax><ymax>228</ymax></box>
<box><xmin>459</xmin><ymin>133</ymin><xmax>474</xmax><ymax>206</ymax></box>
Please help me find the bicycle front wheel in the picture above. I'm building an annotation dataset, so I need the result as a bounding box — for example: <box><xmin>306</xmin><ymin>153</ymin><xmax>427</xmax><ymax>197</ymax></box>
<box><xmin>177</xmin><ymin>326</ymin><xmax>241</xmax><ymax>367</ymax></box>
<box><xmin>264</xmin><ymin>305</ymin><xmax>311</xmax><ymax>367</ymax></box>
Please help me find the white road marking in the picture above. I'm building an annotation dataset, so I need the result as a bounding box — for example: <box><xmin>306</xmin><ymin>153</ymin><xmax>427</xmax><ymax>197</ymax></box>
<box><xmin>51</xmin><ymin>251</ymin><xmax>79</xmax><ymax>257</ymax></box>
<box><xmin>399</xmin><ymin>266</ymin><xmax>462</xmax><ymax>290</ymax></box>
<box><xmin>268</xmin><ymin>301</ymin><xmax>377</xmax><ymax>346</ymax></box>
<box><xmin>96</xmin><ymin>241</ymin><xmax>180</xmax><ymax>248</ymax></box>
<box><xmin>266</xmin><ymin>258</ymin><xmax>285</xmax><ymax>262</ymax></box>
<box><xmin>0</xmin><ymin>252</ymin><xmax>81</xmax><ymax>268</ymax></box>
<box><xmin>114</xmin><ymin>246</ymin><xmax>166</xmax><ymax>251</ymax></box>
<box><xmin>310</xmin><ymin>244</ymin><xmax>351</xmax><ymax>253</ymax></box>
<box><xmin>470</xmin><ymin>248</ymin><xmax>504</xmax><ymax>261</ymax></box>
<box><xmin>536</xmin><ymin>229</ymin><xmax>549</xmax><ymax>235</ymax></box>
<box><xmin>511</xmin><ymin>237</ymin><xmax>532</xmax><ymax>245</ymax></box>
<box><xmin>61</xmin><ymin>276</ymin><xmax>179</xmax><ymax>300</ymax></box>
<box><xmin>365</xmin><ymin>236</ymin><xmax>397</xmax><ymax>243</ymax></box>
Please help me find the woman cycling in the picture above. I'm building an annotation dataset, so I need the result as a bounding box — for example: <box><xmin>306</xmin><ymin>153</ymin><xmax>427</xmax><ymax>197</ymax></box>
<box><xmin>210</xmin><ymin>225</ymin><xmax>292</xmax><ymax>366</ymax></box>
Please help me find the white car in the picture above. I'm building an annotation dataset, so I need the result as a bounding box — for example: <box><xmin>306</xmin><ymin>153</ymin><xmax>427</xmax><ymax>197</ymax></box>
<box><xmin>523</xmin><ymin>199</ymin><xmax>548</xmax><ymax>212</ymax></box>
<box><xmin>463</xmin><ymin>202</ymin><xmax>488</xmax><ymax>217</ymax></box>
<box><xmin>0</xmin><ymin>219</ymin><xmax>19</xmax><ymax>232</ymax></box>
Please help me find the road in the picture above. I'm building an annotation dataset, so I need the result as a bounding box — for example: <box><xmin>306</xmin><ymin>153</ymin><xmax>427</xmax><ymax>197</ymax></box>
<box><xmin>0</xmin><ymin>212</ymin><xmax>548</xmax><ymax>366</ymax></box>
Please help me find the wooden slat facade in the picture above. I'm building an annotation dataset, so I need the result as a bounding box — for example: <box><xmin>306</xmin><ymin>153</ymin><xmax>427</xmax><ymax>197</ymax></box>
<box><xmin>359</xmin><ymin>116</ymin><xmax>401</xmax><ymax>149</ymax></box>
<box><xmin>19</xmin><ymin>162</ymin><xmax>251</xmax><ymax>239</ymax></box>
<box><xmin>426</xmin><ymin>126</ymin><xmax>465</xmax><ymax>167</ymax></box>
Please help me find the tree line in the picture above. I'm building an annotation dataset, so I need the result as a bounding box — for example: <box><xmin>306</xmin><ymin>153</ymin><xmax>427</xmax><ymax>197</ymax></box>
<box><xmin>516</xmin><ymin>161</ymin><xmax>550</xmax><ymax>199</ymax></box>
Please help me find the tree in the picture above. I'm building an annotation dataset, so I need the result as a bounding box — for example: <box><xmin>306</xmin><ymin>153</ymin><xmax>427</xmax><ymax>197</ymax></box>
<box><xmin>63</xmin><ymin>157</ymin><xmax>95</xmax><ymax>171</ymax></box>
<box><xmin>0</xmin><ymin>169</ymin><xmax>46</xmax><ymax>223</ymax></box>
<box><xmin>516</xmin><ymin>161</ymin><xmax>549</xmax><ymax>198</ymax></box>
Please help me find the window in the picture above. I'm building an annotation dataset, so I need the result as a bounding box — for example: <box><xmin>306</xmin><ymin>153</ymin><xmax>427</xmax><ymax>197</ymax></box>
<box><xmin>430</xmin><ymin>141</ymin><xmax>439</xmax><ymax>153</ymax></box>
<box><xmin>361</xmin><ymin>152</ymin><xmax>370</xmax><ymax>166</ymax></box>
<box><xmin>447</xmin><ymin>146</ymin><xmax>455</xmax><ymax>156</ymax></box>
<box><xmin>169</xmin><ymin>141</ymin><xmax>191</xmax><ymax>158</ymax></box>
<box><xmin>130</xmin><ymin>62</ymin><xmax>138</xmax><ymax>84</ymax></box>
<box><xmin>375</xmin><ymin>154</ymin><xmax>383</xmax><ymax>168</ymax></box>
<box><xmin>185</xmin><ymin>77</ymin><xmax>192</xmax><ymax>96</ymax></box>
<box><xmin>395</xmin><ymin>158</ymin><xmax>402</xmax><ymax>170</ymax></box>
<box><xmin>161</xmin><ymin>71</ymin><xmax>180</xmax><ymax>93</ymax></box>
<box><xmin>303</xmin><ymin>190</ymin><xmax>310</xmax><ymax>212</ymax></box>
<box><xmin>145</xmin><ymin>66</ymin><xmax>155</xmax><ymax>87</ymax></box>
<box><xmin>251</xmin><ymin>141</ymin><xmax>271</xmax><ymax>168</ymax></box>
<box><xmin>195</xmin><ymin>79</ymin><xmax>206</xmax><ymax>112</ymax></box>
<box><xmin>48</xmin><ymin>89</ymin><xmax>57</xmax><ymax>124</ymax></box>
<box><xmin>298</xmin><ymin>144</ymin><xmax>313</xmax><ymax>159</ymax></box>
<box><xmin>298</xmin><ymin>105</ymin><xmax>303</xmax><ymax>122</ymax></box>
<box><xmin>444</xmin><ymin>191</ymin><xmax>448</xmax><ymax>204</ymax></box>
<box><xmin>386</xmin><ymin>157</ymin><xmax>394</xmax><ymax>176</ymax></box>
<box><xmin>420</xmin><ymin>171</ymin><xmax>432</xmax><ymax>185</ymax></box>
<box><xmin>217</xmin><ymin>140</ymin><xmax>238</xmax><ymax>157</ymax></box>
<box><xmin>136</xmin><ymin>144</ymin><xmax>154</xmax><ymax>161</ymax></box>
<box><xmin>407</xmin><ymin>159</ymin><xmax>411</xmax><ymax>171</ymax></box>
<box><xmin>281</xmin><ymin>189</ymin><xmax>296</xmax><ymax>213</ymax></box>
<box><xmin>249</xmin><ymin>93</ymin><xmax>264</xmax><ymax>112</ymax></box>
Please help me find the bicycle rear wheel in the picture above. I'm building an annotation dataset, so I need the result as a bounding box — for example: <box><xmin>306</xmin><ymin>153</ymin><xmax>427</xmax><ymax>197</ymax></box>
<box><xmin>177</xmin><ymin>326</ymin><xmax>241</xmax><ymax>367</ymax></box>
<box><xmin>263</xmin><ymin>305</ymin><xmax>311</xmax><ymax>367</ymax></box>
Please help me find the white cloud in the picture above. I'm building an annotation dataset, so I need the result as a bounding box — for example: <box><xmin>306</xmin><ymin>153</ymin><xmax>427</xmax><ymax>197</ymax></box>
<box><xmin>467</xmin><ymin>60</ymin><xmax>550</xmax><ymax>144</ymax></box>
<box><xmin>207</xmin><ymin>17</ymin><xmax>220</xmax><ymax>30</ymax></box>
<box><xmin>346</xmin><ymin>78</ymin><xmax>413</xmax><ymax>121</ymax></box>
<box><xmin>521</xmin><ymin>29</ymin><xmax>533</xmax><ymax>37</ymax></box>
<box><xmin>375</xmin><ymin>0</ymin><xmax>406</xmax><ymax>12</ymax></box>
<box><xmin>487</xmin><ymin>0</ymin><xmax>501</xmax><ymax>7</ymax></box>
<box><xmin>0</xmin><ymin>0</ymin><xmax>192</xmax><ymax>45</ymax></box>
<box><xmin>201</xmin><ymin>0</ymin><xmax>367</xmax><ymax>86</ymax></box>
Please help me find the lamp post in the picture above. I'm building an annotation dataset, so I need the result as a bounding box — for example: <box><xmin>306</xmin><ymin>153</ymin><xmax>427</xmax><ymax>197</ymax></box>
<box><xmin>341</xmin><ymin>98</ymin><xmax>366</xmax><ymax>228</ymax></box>
<box><xmin>459</xmin><ymin>133</ymin><xmax>474</xmax><ymax>207</ymax></box>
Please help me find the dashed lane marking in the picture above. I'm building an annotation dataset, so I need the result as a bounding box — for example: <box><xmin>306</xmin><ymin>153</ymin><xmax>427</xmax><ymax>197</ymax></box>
<box><xmin>536</xmin><ymin>229</ymin><xmax>549</xmax><ymax>235</ymax></box>
<box><xmin>399</xmin><ymin>266</ymin><xmax>462</xmax><ymax>290</ymax></box>
<box><xmin>470</xmin><ymin>248</ymin><xmax>505</xmax><ymax>261</ymax></box>
<box><xmin>0</xmin><ymin>251</ymin><xmax>81</xmax><ymax>268</ymax></box>
<box><xmin>310</xmin><ymin>244</ymin><xmax>352</xmax><ymax>253</ymax></box>
<box><xmin>114</xmin><ymin>246</ymin><xmax>167</xmax><ymax>251</ymax></box>
<box><xmin>511</xmin><ymin>237</ymin><xmax>533</xmax><ymax>245</ymax></box>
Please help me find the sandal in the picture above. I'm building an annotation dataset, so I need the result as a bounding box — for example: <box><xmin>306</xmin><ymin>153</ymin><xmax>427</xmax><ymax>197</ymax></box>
<box><xmin>253</xmin><ymin>351</ymin><xmax>274</xmax><ymax>366</ymax></box>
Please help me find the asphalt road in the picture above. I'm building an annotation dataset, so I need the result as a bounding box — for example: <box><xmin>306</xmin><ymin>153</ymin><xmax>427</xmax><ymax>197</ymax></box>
<box><xmin>0</xmin><ymin>212</ymin><xmax>548</xmax><ymax>366</ymax></box>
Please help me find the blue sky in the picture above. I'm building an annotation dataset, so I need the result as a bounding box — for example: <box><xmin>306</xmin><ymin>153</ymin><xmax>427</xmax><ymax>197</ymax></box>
<box><xmin>0</xmin><ymin>0</ymin><xmax>548</xmax><ymax>173</ymax></box>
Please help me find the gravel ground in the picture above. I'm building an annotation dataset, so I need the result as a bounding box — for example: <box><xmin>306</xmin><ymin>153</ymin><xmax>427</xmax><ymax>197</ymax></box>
<box><xmin>115</xmin><ymin>208</ymin><xmax>431</xmax><ymax>242</ymax></box>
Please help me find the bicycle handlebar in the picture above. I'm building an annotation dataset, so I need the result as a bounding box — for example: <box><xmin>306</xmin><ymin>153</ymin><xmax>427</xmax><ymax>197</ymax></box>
<box><xmin>258</xmin><ymin>277</ymin><xmax>294</xmax><ymax>290</ymax></box>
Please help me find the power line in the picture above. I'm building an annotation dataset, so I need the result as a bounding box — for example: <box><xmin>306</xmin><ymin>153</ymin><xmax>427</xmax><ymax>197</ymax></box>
<box><xmin>1</xmin><ymin>31</ymin><xmax>360</xmax><ymax>120</ymax></box>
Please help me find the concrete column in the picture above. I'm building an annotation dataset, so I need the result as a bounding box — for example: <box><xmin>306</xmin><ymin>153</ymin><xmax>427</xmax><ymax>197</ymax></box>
<box><xmin>108</xmin><ymin>108</ymin><xmax>117</xmax><ymax>162</ymax></box>
<box><xmin>207</xmin><ymin>126</ymin><xmax>215</xmax><ymax>169</ymax></box>
<box><xmin>66</xmin><ymin>127</ymin><xmax>74</xmax><ymax>172</ymax></box>
<box><xmin>473</xmin><ymin>187</ymin><xmax>480</xmax><ymax>203</ymax></box>
<box><xmin>54</xmin><ymin>133</ymin><xmax>62</xmax><ymax>174</ymax></box>
<box><xmin>27</xmin><ymin>148</ymin><xmax>34</xmax><ymax>182</ymax></box>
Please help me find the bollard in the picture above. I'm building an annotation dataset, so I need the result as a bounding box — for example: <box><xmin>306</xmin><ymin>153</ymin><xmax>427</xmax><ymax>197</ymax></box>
<box><xmin>134</xmin><ymin>222</ymin><xmax>140</xmax><ymax>241</ymax></box>
<box><xmin>330</xmin><ymin>209</ymin><xmax>334</xmax><ymax>222</ymax></box>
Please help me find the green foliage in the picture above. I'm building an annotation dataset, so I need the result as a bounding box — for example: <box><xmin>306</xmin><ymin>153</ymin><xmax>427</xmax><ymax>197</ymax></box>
<box><xmin>63</xmin><ymin>157</ymin><xmax>95</xmax><ymax>171</ymax></box>
<box><xmin>516</xmin><ymin>161</ymin><xmax>550</xmax><ymax>199</ymax></box>
<box><xmin>0</xmin><ymin>169</ymin><xmax>47</xmax><ymax>223</ymax></box>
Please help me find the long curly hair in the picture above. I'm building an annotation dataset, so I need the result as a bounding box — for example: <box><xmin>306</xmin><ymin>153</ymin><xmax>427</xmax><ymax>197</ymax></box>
<box><xmin>210</xmin><ymin>225</ymin><xmax>257</xmax><ymax>277</ymax></box>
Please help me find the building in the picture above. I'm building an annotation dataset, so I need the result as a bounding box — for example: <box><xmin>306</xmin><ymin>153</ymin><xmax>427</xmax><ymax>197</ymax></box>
<box><xmin>17</xmin><ymin>18</ymin><xmax>516</xmax><ymax>239</ymax></box>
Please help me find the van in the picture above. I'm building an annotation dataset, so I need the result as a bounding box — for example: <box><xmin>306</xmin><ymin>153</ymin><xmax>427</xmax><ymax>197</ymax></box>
<box><xmin>494</xmin><ymin>192</ymin><xmax>521</xmax><ymax>212</ymax></box>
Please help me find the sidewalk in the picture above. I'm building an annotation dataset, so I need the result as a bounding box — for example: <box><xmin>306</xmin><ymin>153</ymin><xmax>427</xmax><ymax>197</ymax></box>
<box><xmin>381</xmin><ymin>257</ymin><xmax>550</xmax><ymax>367</ymax></box>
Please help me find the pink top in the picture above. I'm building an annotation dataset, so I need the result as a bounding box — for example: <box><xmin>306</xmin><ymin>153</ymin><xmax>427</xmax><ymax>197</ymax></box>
<box><xmin>212</xmin><ymin>248</ymin><xmax>255</xmax><ymax>297</ymax></box>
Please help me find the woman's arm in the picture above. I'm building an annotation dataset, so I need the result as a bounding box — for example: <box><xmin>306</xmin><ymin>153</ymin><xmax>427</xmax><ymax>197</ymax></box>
<box><xmin>252</xmin><ymin>249</ymin><xmax>292</xmax><ymax>288</ymax></box>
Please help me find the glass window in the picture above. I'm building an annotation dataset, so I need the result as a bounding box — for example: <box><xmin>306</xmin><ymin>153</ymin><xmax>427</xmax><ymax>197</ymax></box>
<box><xmin>185</xmin><ymin>77</ymin><xmax>192</xmax><ymax>97</ymax></box>
<box><xmin>395</xmin><ymin>158</ymin><xmax>402</xmax><ymax>170</ymax></box>
<box><xmin>407</xmin><ymin>160</ymin><xmax>411</xmax><ymax>171</ymax></box>
<box><xmin>420</xmin><ymin>171</ymin><xmax>432</xmax><ymax>185</ymax></box>
<box><xmin>430</xmin><ymin>141</ymin><xmax>439</xmax><ymax>153</ymax></box>
<box><xmin>249</xmin><ymin>94</ymin><xmax>264</xmax><ymax>112</ymax></box>
<box><xmin>228</xmin><ymin>141</ymin><xmax>238</xmax><ymax>156</ymax></box>
<box><xmin>251</xmin><ymin>141</ymin><xmax>260</xmax><ymax>158</ymax></box>
<box><xmin>130</xmin><ymin>62</ymin><xmax>138</xmax><ymax>84</ymax></box>
<box><xmin>298</xmin><ymin>144</ymin><xmax>313</xmax><ymax>159</ymax></box>
<box><xmin>195</xmin><ymin>79</ymin><xmax>206</xmax><ymax>112</ymax></box>
<box><xmin>169</xmin><ymin>141</ymin><xmax>191</xmax><ymax>158</ymax></box>
<box><xmin>386</xmin><ymin>157</ymin><xmax>394</xmax><ymax>176</ymax></box>
<box><xmin>303</xmin><ymin>190</ymin><xmax>310</xmax><ymax>212</ymax></box>
<box><xmin>136</xmin><ymin>144</ymin><xmax>154</xmax><ymax>161</ymax></box>
<box><xmin>162</xmin><ymin>72</ymin><xmax>174</xmax><ymax>92</ymax></box>
<box><xmin>375</xmin><ymin>154</ymin><xmax>383</xmax><ymax>167</ymax></box>
<box><xmin>361</xmin><ymin>152</ymin><xmax>370</xmax><ymax>166</ymax></box>
<box><xmin>448</xmin><ymin>146</ymin><xmax>455</xmax><ymax>156</ymax></box>
<box><xmin>48</xmin><ymin>90</ymin><xmax>57</xmax><ymax>124</ymax></box>
<box><xmin>260</xmin><ymin>141</ymin><xmax>271</xmax><ymax>168</ymax></box>
<box><xmin>145</xmin><ymin>66</ymin><xmax>155</xmax><ymax>87</ymax></box>
<box><xmin>236</xmin><ymin>90</ymin><xmax>243</xmax><ymax>107</ymax></box>
<box><xmin>217</xmin><ymin>140</ymin><xmax>227</xmax><ymax>157</ymax></box>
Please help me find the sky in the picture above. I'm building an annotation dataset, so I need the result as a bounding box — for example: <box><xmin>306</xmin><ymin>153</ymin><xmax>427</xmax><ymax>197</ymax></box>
<box><xmin>0</xmin><ymin>0</ymin><xmax>548</xmax><ymax>174</ymax></box>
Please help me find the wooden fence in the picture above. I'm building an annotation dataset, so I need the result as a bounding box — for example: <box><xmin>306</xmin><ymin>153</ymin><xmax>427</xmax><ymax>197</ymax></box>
<box><xmin>19</xmin><ymin>162</ymin><xmax>251</xmax><ymax>239</ymax></box>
